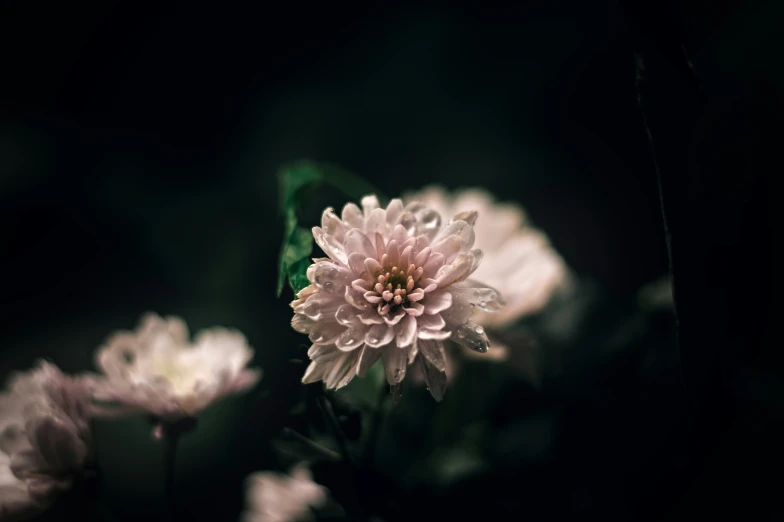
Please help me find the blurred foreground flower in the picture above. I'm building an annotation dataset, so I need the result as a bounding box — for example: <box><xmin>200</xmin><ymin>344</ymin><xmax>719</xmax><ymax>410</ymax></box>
<box><xmin>241</xmin><ymin>465</ymin><xmax>329</xmax><ymax>522</ymax></box>
<box><xmin>91</xmin><ymin>313</ymin><xmax>262</xmax><ymax>427</ymax></box>
<box><xmin>292</xmin><ymin>195</ymin><xmax>503</xmax><ymax>400</ymax></box>
<box><xmin>0</xmin><ymin>362</ymin><xmax>95</xmax><ymax>520</ymax></box>
<box><xmin>405</xmin><ymin>186</ymin><xmax>569</xmax><ymax>382</ymax></box>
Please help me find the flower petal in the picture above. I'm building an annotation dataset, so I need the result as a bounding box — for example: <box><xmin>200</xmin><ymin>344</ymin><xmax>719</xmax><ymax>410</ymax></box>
<box><xmin>422</xmin><ymin>252</ymin><xmax>445</xmax><ymax>278</ymax></box>
<box><xmin>417</xmin><ymin>329</ymin><xmax>451</xmax><ymax>340</ymax></box>
<box><xmin>308</xmin><ymin>262</ymin><xmax>350</xmax><ymax>295</ymax></box>
<box><xmin>382</xmin><ymin>309</ymin><xmax>406</xmax><ymax>325</ymax></box>
<box><xmin>345</xmin><ymin>288</ymin><xmax>371</xmax><ymax>310</ymax></box>
<box><xmin>348</xmin><ymin>253</ymin><xmax>368</xmax><ymax>277</ymax></box>
<box><xmin>291</xmin><ymin>315</ymin><xmax>316</xmax><ymax>334</ymax></box>
<box><xmin>440</xmin><ymin>296</ymin><xmax>474</xmax><ymax>328</ymax></box>
<box><xmin>325</xmin><ymin>352</ymin><xmax>359</xmax><ymax>390</ymax></box>
<box><xmin>414</xmin><ymin>247</ymin><xmax>432</xmax><ymax>269</ymax></box>
<box><xmin>321</xmin><ymin>207</ymin><xmax>347</xmax><ymax>242</ymax></box>
<box><xmin>335</xmin><ymin>325</ymin><xmax>367</xmax><ymax>351</ymax></box>
<box><xmin>341</xmin><ymin>203</ymin><xmax>364</xmax><ymax>228</ymax></box>
<box><xmin>434</xmin><ymin>253</ymin><xmax>473</xmax><ymax>287</ymax></box>
<box><xmin>361</xmin><ymin>195</ymin><xmax>380</xmax><ymax>217</ymax></box>
<box><xmin>344</xmin><ymin>229</ymin><xmax>376</xmax><ymax>259</ymax></box>
<box><xmin>417</xmin><ymin>356</ymin><xmax>447</xmax><ymax>402</ymax></box>
<box><xmin>381</xmin><ymin>346</ymin><xmax>407</xmax><ymax>385</ymax></box>
<box><xmin>294</xmin><ymin>293</ymin><xmax>343</xmax><ymax>321</ymax></box>
<box><xmin>395</xmin><ymin>314</ymin><xmax>417</xmax><ymax>347</ymax></box>
<box><xmin>364</xmin><ymin>257</ymin><xmax>383</xmax><ymax>275</ymax></box>
<box><xmin>385</xmin><ymin>198</ymin><xmax>404</xmax><ymax>227</ymax></box>
<box><xmin>404</xmin><ymin>301</ymin><xmax>425</xmax><ymax>316</ymax></box>
<box><xmin>417</xmin><ymin>339</ymin><xmax>447</xmax><ymax>372</ymax></box>
<box><xmin>417</xmin><ymin>313</ymin><xmax>445</xmax><ymax>330</ymax></box>
<box><xmin>430</xmin><ymin>235</ymin><xmax>465</xmax><ymax>264</ymax></box>
<box><xmin>435</xmin><ymin>219</ymin><xmax>475</xmax><ymax>249</ymax></box>
<box><xmin>452</xmin><ymin>210</ymin><xmax>478</xmax><ymax>226</ymax></box>
<box><xmin>335</xmin><ymin>304</ymin><xmax>360</xmax><ymax>326</ymax></box>
<box><xmin>384</xmin><ymin>240</ymin><xmax>399</xmax><ymax>268</ymax></box>
<box><xmin>452</xmin><ymin>321</ymin><xmax>490</xmax><ymax>353</ymax></box>
<box><xmin>307</xmin><ymin>344</ymin><xmax>343</xmax><ymax>363</ymax></box>
<box><xmin>359</xmin><ymin>310</ymin><xmax>385</xmax><ymax>325</ymax></box>
<box><xmin>313</xmin><ymin>227</ymin><xmax>348</xmax><ymax>265</ymax></box>
<box><xmin>357</xmin><ymin>345</ymin><xmax>383</xmax><ymax>377</ymax></box>
<box><xmin>366</xmin><ymin>207</ymin><xmax>387</xmax><ymax>236</ymax></box>
<box><xmin>390</xmin><ymin>224</ymin><xmax>409</xmax><ymax>245</ymax></box>
<box><xmin>302</xmin><ymin>360</ymin><xmax>329</xmax><ymax>384</ymax></box>
<box><xmin>365</xmin><ymin>323</ymin><xmax>395</xmax><ymax>348</ymax></box>
<box><xmin>308</xmin><ymin>322</ymin><xmax>344</xmax><ymax>345</ymax></box>
<box><xmin>423</xmin><ymin>291</ymin><xmax>452</xmax><ymax>314</ymax></box>
<box><xmin>449</xmin><ymin>280</ymin><xmax>504</xmax><ymax>312</ymax></box>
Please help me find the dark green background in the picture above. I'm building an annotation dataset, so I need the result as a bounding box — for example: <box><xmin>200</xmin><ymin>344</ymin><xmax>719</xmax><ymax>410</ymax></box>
<box><xmin>1</xmin><ymin>1</ymin><xmax>779</xmax><ymax>521</ymax></box>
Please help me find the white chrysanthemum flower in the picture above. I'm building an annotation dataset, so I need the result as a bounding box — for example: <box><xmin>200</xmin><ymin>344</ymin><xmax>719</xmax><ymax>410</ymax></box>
<box><xmin>0</xmin><ymin>362</ymin><xmax>94</xmax><ymax>520</ymax></box>
<box><xmin>292</xmin><ymin>195</ymin><xmax>503</xmax><ymax>400</ymax></box>
<box><xmin>405</xmin><ymin>186</ymin><xmax>569</xmax><ymax>328</ymax></box>
<box><xmin>241</xmin><ymin>465</ymin><xmax>329</xmax><ymax>522</ymax></box>
<box><xmin>91</xmin><ymin>313</ymin><xmax>262</xmax><ymax>423</ymax></box>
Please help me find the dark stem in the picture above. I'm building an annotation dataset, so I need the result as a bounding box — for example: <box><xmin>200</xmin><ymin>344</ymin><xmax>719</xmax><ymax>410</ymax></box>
<box><xmin>317</xmin><ymin>396</ymin><xmax>353</xmax><ymax>466</ymax></box>
<box><xmin>362</xmin><ymin>383</ymin><xmax>389</xmax><ymax>468</ymax></box>
<box><xmin>317</xmin><ymin>395</ymin><xmax>368</xmax><ymax>521</ymax></box>
<box><xmin>155</xmin><ymin>417</ymin><xmax>196</xmax><ymax>522</ymax></box>
<box><xmin>162</xmin><ymin>430</ymin><xmax>179</xmax><ymax>522</ymax></box>
<box><xmin>281</xmin><ymin>427</ymin><xmax>342</xmax><ymax>461</ymax></box>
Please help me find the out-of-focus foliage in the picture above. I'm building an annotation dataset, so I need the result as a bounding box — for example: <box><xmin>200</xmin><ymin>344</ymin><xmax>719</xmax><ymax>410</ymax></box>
<box><xmin>277</xmin><ymin>162</ymin><xmax>384</xmax><ymax>296</ymax></box>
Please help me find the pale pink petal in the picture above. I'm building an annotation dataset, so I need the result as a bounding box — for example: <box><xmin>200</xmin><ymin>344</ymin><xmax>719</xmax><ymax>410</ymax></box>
<box><xmin>364</xmin><ymin>324</ymin><xmax>395</xmax><ymax>348</ymax></box>
<box><xmin>395</xmin><ymin>315</ymin><xmax>417</xmax><ymax>347</ymax></box>
<box><xmin>381</xmin><ymin>346</ymin><xmax>407</xmax><ymax>385</ymax></box>
<box><xmin>423</xmin><ymin>291</ymin><xmax>453</xmax><ymax>314</ymax></box>
<box><xmin>341</xmin><ymin>203</ymin><xmax>364</xmax><ymax>228</ymax></box>
<box><xmin>312</xmin><ymin>226</ymin><xmax>348</xmax><ymax>265</ymax></box>
<box><xmin>335</xmin><ymin>325</ymin><xmax>367</xmax><ymax>351</ymax></box>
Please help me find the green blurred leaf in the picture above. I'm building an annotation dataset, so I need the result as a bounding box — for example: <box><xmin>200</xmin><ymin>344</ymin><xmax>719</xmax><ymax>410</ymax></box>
<box><xmin>276</xmin><ymin>160</ymin><xmax>385</xmax><ymax>296</ymax></box>
<box><xmin>335</xmin><ymin>361</ymin><xmax>387</xmax><ymax>411</ymax></box>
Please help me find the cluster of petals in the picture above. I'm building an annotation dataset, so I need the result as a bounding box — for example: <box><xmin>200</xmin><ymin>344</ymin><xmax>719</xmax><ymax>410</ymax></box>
<box><xmin>241</xmin><ymin>465</ymin><xmax>329</xmax><ymax>522</ymax></box>
<box><xmin>291</xmin><ymin>195</ymin><xmax>503</xmax><ymax>400</ymax></box>
<box><xmin>0</xmin><ymin>362</ymin><xmax>95</xmax><ymax>520</ymax></box>
<box><xmin>406</xmin><ymin>186</ymin><xmax>569</xmax><ymax>329</ymax></box>
<box><xmin>91</xmin><ymin>313</ymin><xmax>262</xmax><ymax>424</ymax></box>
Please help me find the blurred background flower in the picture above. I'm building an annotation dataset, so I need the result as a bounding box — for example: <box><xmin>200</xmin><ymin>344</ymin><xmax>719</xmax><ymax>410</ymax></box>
<box><xmin>0</xmin><ymin>362</ymin><xmax>96</xmax><ymax>520</ymax></box>
<box><xmin>91</xmin><ymin>313</ymin><xmax>261</xmax><ymax>427</ymax></box>
<box><xmin>241</xmin><ymin>464</ymin><xmax>331</xmax><ymax>522</ymax></box>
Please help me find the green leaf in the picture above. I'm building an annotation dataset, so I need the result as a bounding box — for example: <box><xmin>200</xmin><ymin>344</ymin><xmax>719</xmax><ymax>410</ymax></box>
<box><xmin>276</xmin><ymin>160</ymin><xmax>385</xmax><ymax>297</ymax></box>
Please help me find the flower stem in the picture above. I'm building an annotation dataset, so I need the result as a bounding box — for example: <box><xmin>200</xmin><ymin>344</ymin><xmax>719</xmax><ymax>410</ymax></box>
<box><xmin>163</xmin><ymin>429</ymin><xmax>179</xmax><ymax>522</ymax></box>
<box><xmin>317</xmin><ymin>396</ymin><xmax>353</xmax><ymax>466</ymax></box>
<box><xmin>156</xmin><ymin>417</ymin><xmax>196</xmax><ymax>522</ymax></box>
<box><xmin>362</xmin><ymin>384</ymin><xmax>389</xmax><ymax>468</ymax></box>
<box><xmin>317</xmin><ymin>395</ymin><xmax>368</xmax><ymax>521</ymax></box>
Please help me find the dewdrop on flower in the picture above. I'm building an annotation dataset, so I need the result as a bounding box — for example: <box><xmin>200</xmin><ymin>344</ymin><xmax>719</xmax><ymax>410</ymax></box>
<box><xmin>291</xmin><ymin>195</ymin><xmax>503</xmax><ymax>401</ymax></box>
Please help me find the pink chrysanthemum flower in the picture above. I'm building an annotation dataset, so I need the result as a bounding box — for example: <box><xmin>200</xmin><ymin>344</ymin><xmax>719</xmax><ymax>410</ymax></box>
<box><xmin>291</xmin><ymin>195</ymin><xmax>503</xmax><ymax>400</ymax></box>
